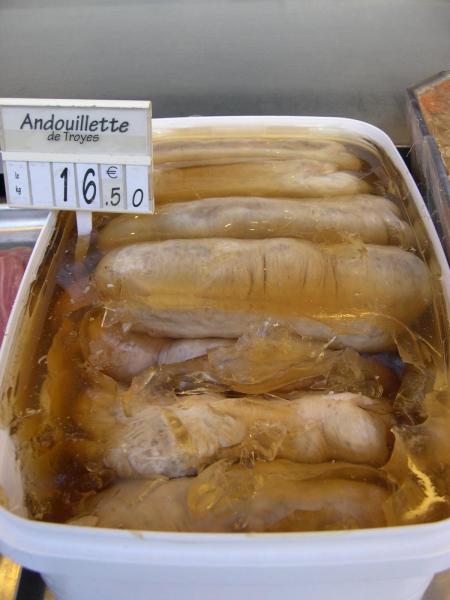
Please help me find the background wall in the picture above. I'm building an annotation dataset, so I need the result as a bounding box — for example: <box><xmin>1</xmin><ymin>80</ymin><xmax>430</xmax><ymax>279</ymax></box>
<box><xmin>0</xmin><ymin>0</ymin><xmax>449</xmax><ymax>144</ymax></box>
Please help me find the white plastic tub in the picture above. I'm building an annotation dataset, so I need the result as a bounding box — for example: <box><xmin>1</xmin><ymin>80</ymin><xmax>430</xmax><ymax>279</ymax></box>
<box><xmin>0</xmin><ymin>116</ymin><xmax>449</xmax><ymax>600</ymax></box>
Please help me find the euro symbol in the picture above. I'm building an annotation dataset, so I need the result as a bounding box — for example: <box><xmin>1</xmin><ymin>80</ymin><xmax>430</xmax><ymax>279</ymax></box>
<box><xmin>106</xmin><ymin>166</ymin><xmax>118</xmax><ymax>179</ymax></box>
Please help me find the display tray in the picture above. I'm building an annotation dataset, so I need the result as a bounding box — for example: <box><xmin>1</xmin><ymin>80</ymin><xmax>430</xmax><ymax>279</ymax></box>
<box><xmin>1</xmin><ymin>145</ymin><xmax>448</xmax><ymax>600</ymax></box>
<box><xmin>0</xmin><ymin>146</ymin><xmax>450</xmax><ymax>600</ymax></box>
<box><xmin>407</xmin><ymin>71</ymin><xmax>450</xmax><ymax>260</ymax></box>
<box><xmin>0</xmin><ymin>119</ymin><xmax>448</xmax><ymax>600</ymax></box>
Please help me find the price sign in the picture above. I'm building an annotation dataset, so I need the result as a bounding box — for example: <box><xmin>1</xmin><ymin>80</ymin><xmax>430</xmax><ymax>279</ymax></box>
<box><xmin>0</xmin><ymin>99</ymin><xmax>153</xmax><ymax>213</ymax></box>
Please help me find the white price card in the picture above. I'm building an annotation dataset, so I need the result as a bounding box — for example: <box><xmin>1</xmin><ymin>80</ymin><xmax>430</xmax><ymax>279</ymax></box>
<box><xmin>76</xmin><ymin>163</ymin><xmax>101</xmax><ymax>210</ymax></box>
<box><xmin>101</xmin><ymin>164</ymin><xmax>125</xmax><ymax>211</ymax></box>
<box><xmin>53</xmin><ymin>163</ymin><xmax>77</xmax><ymax>208</ymax></box>
<box><xmin>29</xmin><ymin>161</ymin><xmax>53</xmax><ymax>207</ymax></box>
<box><xmin>0</xmin><ymin>98</ymin><xmax>153</xmax><ymax>214</ymax></box>
<box><xmin>126</xmin><ymin>165</ymin><xmax>152</xmax><ymax>212</ymax></box>
<box><xmin>5</xmin><ymin>161</ymin><xmax>31</xmax><ymax>206</ymax></box>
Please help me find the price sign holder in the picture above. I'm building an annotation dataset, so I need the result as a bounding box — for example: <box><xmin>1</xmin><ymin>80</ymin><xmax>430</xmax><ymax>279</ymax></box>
<box><xmin>74</xmin><ymin>211</ymin><xmax>93</xmax><ymax>262</ymax></box>
<box><xmin>0</xmin><ymin>98</ymin><xmax>153</xmax><ymax>256</ymax></box>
